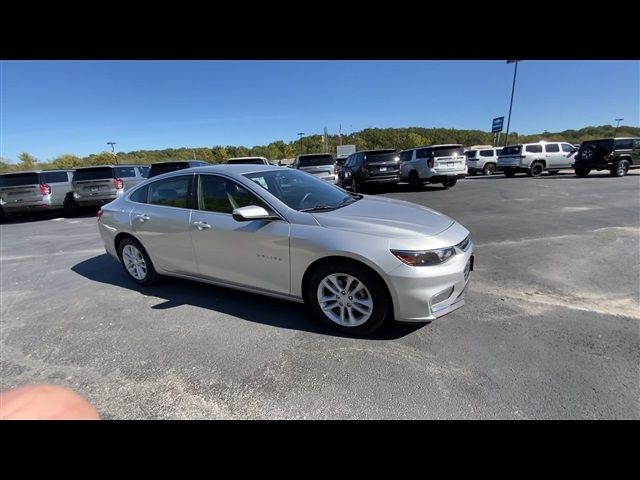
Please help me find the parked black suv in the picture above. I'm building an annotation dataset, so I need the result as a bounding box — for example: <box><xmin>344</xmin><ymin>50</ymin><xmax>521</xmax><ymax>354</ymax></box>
<box><xmin>148</xmin><ymin>160</ymin><xmax>209</xmax><ymax>178</ymax></box>
<box><xmin>337</xmin><ymin>149</ymin><xmax>400</xmax><ymax>192</ymax></box>
<box><xmin>573</xmin><ymin>137</ymin><xmax>640</xmax><ymax>177</ymax></box>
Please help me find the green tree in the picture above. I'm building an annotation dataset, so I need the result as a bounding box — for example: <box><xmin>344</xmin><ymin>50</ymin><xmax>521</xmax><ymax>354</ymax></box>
<box><xmin>52</xmin><ymin>154</ymin><xmax>81</xmax><ymax>169</ymax></box>
<box><xmin>17</xmin><ymin>152</ymin><xmax>38</xmax><ymax>170</ymax></box>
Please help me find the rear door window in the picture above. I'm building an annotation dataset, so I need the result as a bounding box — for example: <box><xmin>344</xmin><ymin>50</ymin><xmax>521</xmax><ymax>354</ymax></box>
<box><xmin>129</xmin><ymin>185</ymin><xmax>149</xmax><ymax>204</ymax></box>
<box><xmin>544</xmin><ymin>144</ymin><xmax>560</xmax><ymax>153</ymax></box>
<box><xmin>148</xmin><ymin>175</ymin><xmax>191</xmax><ymax>209</ymax></box>
<box><xmin>479</xmin><ymin>150</ymin><xmax>494</xmax><ymax>157</ymax></box>
<box><xmin>115</xmin><ymin>166</ymin><xmax>138</xmax><ymax>178</ymax></box>
<box><xmin>525</xmin><ymin>144</ymin><xmax>543</xmax><ymax>153</ymax></box>
<box><xmin>43</xmin><ymin>171</ymin><xmax>70</xmax><ymax>183</ymax></box>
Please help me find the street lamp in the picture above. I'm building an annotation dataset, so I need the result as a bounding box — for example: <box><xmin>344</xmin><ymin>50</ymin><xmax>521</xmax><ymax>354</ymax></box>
<box><xmin>107</xmin><ymin>142</ymin><xmax>118</xmax><ymax>164</ymax></box>
<box><xmin>613</xmin><ymin>118</ymin><xmax>624</xmax><ymax>138</ymax></box>
<box><xmin>503</xmin><ymin>60</ymin><xmax>519</xmax><ymax>147</ymax></box>
<box><xmin>297</xmin><ymin>132</ymin><xmax>304</xmax><ymax>155</ymax></box>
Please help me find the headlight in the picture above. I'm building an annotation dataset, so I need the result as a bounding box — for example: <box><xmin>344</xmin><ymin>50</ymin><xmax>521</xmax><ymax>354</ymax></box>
<box><xmin>391</xmin><ymin>247</ymin><xmax>456</xmax><ymax>266</ymax></box>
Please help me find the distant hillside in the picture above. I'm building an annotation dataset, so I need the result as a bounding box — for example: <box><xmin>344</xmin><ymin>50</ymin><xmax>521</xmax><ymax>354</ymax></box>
<box><xmin>2</xmin><ymin>124</ymin><xmax>639</xmax><ymax>173</ymax></box>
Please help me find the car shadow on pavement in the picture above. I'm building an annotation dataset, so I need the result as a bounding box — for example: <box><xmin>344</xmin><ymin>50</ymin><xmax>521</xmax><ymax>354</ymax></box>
<box><xmin>71</xmin><ymin>254</ymin><xmax>424</xmax><ymax>340</ymax></box>
<box><xmin>462</xmin><ymin>171</ymin><xmax>638</xmax><ymax>180</ymax></box>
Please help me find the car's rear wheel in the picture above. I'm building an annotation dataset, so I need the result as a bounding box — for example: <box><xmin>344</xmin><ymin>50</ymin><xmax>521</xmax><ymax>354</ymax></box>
<box><xmin>118</xmin><ymin>237</ymin><xmax>159</xmax><ymax>285</ymax></box>
<box><xmin>467</xmin><ymin>170</ymin><xmax>477</xmax><ymax>176</ymax></box>
<box><xmin>307</xmin><ymin>261</ymin><xmax>388</xmax><ymax>335</ymax></box>
<box><xmin>529</xmin><ymin>162</ymin><xmax>544</xmax><ymax>177</ymax></box>
<box><xmin>442</xmin><ymin>178</ymin><xmax>457</xmax><ymax>188</ymax></box>
<box><xmin>483</xmin><ymin>163</ymin><xmax>496</xmax><ymax>176</ymax></box>
<box><xmin>408</xmin><ymin>171</ymin><xmax>422</xmax><ymax>189</ymax></box>
<box><xmin>64</xmin><ymin>194</ymin><xmax>81</xmax><ymax>216</ymax></box>
<box><xmin>503</xmin><ymin>168</ymin><xmax>517</xmax><ymax>177</ymax></box>
<box><xmin>575</xmin><ymin>167</ymin><xmax>591</xmax><ymax>177</ymax></box>
<box><xmin>610</xmin><ymin>159</ymin><xmax>630</xmax><ymax>177</ymax></box>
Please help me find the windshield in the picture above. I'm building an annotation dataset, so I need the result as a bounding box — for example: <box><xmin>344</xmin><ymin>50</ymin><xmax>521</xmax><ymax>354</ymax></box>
<box><xmin>244</xmin><ymin>169</ymin><xmax>358</xmax><ymax>212</ymax></box>
<box><xmin>298</xmin><ymin>155</ymin><xmax>334</xmax><ymax>167</ymax></box>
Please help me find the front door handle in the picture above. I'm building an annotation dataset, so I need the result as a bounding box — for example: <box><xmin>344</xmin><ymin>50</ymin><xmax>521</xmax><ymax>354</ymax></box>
<box><xmin>136</xmin><ymin>214</ymin><xmax>150</xmax><ymax>222</ymax></box>
<box><xmin>193</xmin><ymin>221</ymin><xmax>211</xmax><ymax>230</ymax></box>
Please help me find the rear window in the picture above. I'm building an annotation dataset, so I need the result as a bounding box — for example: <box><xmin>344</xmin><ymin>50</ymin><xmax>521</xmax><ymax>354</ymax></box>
<box><xmin>227</xmin><ymin>158</ymin><xmax>266</xmax><ymax>165</ymax></box>
<box><xmin>115</xmin><ymin>166</ymin><xmax>139</xmax><ymax>178</ymax></box>
<box><xmin>42</xmin><ymin>171</ymin><xmax>70</xmax><ymax>183</ymax></box>
<box><xmin>148</xmin><ymin>162</ymin><xmax>191</xmax><ymax>177</ymax></box>
<box><xmin>465</xmin><ymin>150</ymin><xmax>477</xmax><ymax>158</ymax></box>
<box><xmin>298</xmin><ymin>155</ymin><xmax>334</xmax><ymax>167</ymax></box>
<box><xmin>364</xmin><ymin>152</ymin><xmax>398</xmax><ymax>163</ymax></box>
<box><xmin>432</xmin><ymin>146</ymin><xmax>464</xmax><ymax>157</ymax></box>
<box><xmin>74</xmin><ymin>167</ymin><xmax>114</xmax><ymax>181</ymax></box>
<box><xmin>501</xmin><ymin>145</ymin><xmax>522</xmax><ymax>155</ymax></box>
<box><xmin>0</xmin><ymin>172</ymin><xmax>40</xmax><ymax>187</ymax></box>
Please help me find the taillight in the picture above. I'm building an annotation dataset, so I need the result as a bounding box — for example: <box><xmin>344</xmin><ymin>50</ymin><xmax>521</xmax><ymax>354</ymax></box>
<box><xmin>114</xmin><ymin>177</ymin><xmax>124</xmax><ymax>190</ymax></box>
<box><xmin>97</xmin><ymin>210</ymin><xmax>103</xmax><ymax>222</ymax></box>
<box><xmin>39</xmin><ymin>183</ymin><xmax>51</xmax><ymax>195</ymax></box>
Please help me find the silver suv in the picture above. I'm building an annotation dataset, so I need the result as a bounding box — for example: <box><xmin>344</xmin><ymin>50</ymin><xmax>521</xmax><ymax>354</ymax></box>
<box><xmin>465</xmin><ymin>146</ymin><xmax>502</xmax><ymax>176</ymax></box>
<box><xmin>293</xmin><ymin>153</ymin><xmax>337</xmax><ymax>183</ymax></box>
<box><xmin>0</xmin><ymin>169</ymin><xmax>75</xmax><ymax>219</ymax></box>
<box><xmin>72</xmin><ymin>165</ymin><xmax>147</xmax><ymax>208</ymax></box>
<box><xmin>400</xmin><ymin>144</ymin><xmax>467</xmax><ymax>189</ymax></box>
<box><xmin>498</xmin><ymin>141</ymin><xmax>577</xmax><ymax>177</ymax></box>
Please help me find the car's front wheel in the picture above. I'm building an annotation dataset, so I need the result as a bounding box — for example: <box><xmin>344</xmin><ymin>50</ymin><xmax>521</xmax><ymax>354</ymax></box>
<box><xmin>408</xmin><ymin>170</ymin><xmax>422</xmax><ymax>189</ymax></box>
<box><xmin>610</xmin><ymin>159</ymin><xmax>630</xmax><ymax>177</ymax></box>
<box><xmin>307</xmin><ymin>261</ymin><xmax>388</xmax><ymax>335</ymax></box>
<box><xmin>442</xmin><ymin>178</ymin><xmax>457</xmax><ymax>188</ymax></box>
<box><xmin>483</xmin><ymin>163</ymin><xmax>496</xmax><ymax>176</ymax></box>
<box><xmin>118</xmin><ymin>237</ymin><xmax>159</xmax><ymax>285</ymax></box>
<box><xmin>529</xmin><ymin>162</ymin><xmax>544</xmax><ymax>177</ymax></box>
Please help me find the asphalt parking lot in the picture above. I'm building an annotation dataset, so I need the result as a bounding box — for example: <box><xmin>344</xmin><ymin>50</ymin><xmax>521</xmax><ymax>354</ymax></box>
<box><xmin>1</xmin><ymin>170</ymin><xmax>639</xmax><ymax>419</ymax></box>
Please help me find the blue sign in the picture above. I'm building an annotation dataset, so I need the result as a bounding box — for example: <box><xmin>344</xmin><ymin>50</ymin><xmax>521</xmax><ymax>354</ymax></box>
<box><xmin>492</xmin><ymin>117</ymin><xmax>504</xmax><ymax>133</ymax></box>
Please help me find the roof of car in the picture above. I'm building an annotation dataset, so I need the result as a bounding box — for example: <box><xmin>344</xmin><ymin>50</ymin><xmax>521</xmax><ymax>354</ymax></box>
<box><xmin>75</xmin><ymin>164</ymin><xmax>145</xmax><ymax>169</ymax></box>
<box><xmin>401</xmin><ymin>144</ymin><xmax>463</xmax><ymax>151</ymax></box>
<box><xmin>583</xmin><ymin>137</ymin><xmax>639</xmax><ymax>142</ymax></box>
<box><xmin>226</xmin><ymin>156</ymin><xmax>268</xmax><ymax>160</ymax></box>
<box><xmin>1</xmin><ymin>169</ymin><xmax>73</xmax><ymax>175</ymax></box>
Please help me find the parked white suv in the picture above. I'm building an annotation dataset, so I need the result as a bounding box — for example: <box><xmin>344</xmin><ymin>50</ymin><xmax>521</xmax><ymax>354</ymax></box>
<box><xmin>400</xmin><ymin>144</ymin><xmax>467</xmax><ymax>189</ymax></box>
<box><xmin>497</xmin><ymin>141</ymin><xmax>577</xmax><ymax>177</ymax></box>
<box><xmin>465</xmin><ymin>146</ymin><xmax>502</xmax><ymax>176</ymax></box>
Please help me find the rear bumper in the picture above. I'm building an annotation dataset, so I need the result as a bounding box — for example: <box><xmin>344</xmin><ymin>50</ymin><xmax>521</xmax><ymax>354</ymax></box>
<box><xmin>75</xmin><ymin>193</ymin><xmax>120</xmax><ymax>206</ymax></box>
<box><xmin>572</xmin><ymin>161</ymin><xmax>613</xmax><ymax>170</ymax></box>
<box><xmin>0</xmin><ymin>197</ymin><xmax>60</xmax><ymax>213</ymax></box>
<box><xmin>362</xmin><ymin>175</ymin><xmax>400</xmax><ymax>185</ymax></box>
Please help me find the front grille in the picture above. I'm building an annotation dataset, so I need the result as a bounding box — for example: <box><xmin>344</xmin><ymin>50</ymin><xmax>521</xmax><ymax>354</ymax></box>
<box><xmin>463</xmin><ymin>259</ymin><xmax>471</xmax><ymax>281</ymax></box>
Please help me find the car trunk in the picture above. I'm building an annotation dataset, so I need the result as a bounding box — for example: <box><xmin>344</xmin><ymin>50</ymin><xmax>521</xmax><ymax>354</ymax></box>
<box><xmin>432</xmin><ymin>147</ymin><xmax>466</xmax><ymax>171</ymax></box>
<box><xmin>72</xmin><ymin>167</ymin><xmax>117</xmax><ymax>196</ymax></box>
<box><xmin>298</xmin><ymin>155</ymin><xmax>335</xmax><ymax>181</ymax></box>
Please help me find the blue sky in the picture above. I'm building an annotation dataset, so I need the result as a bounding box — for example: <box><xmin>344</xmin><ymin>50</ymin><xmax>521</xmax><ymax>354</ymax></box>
<box><xmin>1</xmin><ymin>60</ymin><xmax>638</xmax><ymax>162</ymax></box>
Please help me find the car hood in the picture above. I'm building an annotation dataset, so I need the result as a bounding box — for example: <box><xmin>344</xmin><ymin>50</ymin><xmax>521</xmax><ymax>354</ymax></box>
<box><xmin>311</xmin><ymin>196</ymin><xmax>455</xmax><ymax>238</ymax></box>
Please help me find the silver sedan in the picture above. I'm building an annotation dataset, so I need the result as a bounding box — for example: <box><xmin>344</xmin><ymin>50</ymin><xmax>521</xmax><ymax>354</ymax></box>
<box><xmin>97</xmin><ymin>165</ymin><xmax>473</xmax><ymax>335</ymax></box>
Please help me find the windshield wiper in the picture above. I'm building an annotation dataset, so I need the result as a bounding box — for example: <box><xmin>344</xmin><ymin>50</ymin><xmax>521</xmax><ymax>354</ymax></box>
<box><xmin>299</xmin><ymin>204</ymin><xmax>339</xmax><ymax>212</ymax></box>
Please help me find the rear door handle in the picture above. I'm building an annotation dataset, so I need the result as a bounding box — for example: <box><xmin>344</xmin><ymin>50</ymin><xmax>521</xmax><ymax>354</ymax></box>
<box><xmin>135</xmin><ymin>214</ymin><xmax>150</xmax><ymax>222</ymax></box>
<box><xmin>193</xmin><ymin>221</ymin><xmax>211</xmax><ymax>230</ymax></box>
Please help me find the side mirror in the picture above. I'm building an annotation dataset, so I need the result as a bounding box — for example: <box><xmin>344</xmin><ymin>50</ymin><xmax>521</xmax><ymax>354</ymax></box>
<box><xmin>232</xmin><ymin>205</ymin><xmax>277</xmax><ymax>222</ymax></box>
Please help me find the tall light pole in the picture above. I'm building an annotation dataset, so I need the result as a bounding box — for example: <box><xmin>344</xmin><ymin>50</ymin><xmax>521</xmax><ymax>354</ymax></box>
<box><xmin>503</xmin><ymin>60</ymin><xmax>519</xmax><ymax>147</ymax></box>
<box><xmin>107</xmin><ymin>142</ymin><xmax>118</xmax><ymax>164</ymax></box>
<box><xmin>297</xmin><ymin>132</ymin><xmax>304</xmax><ymax>155</ymax></box>
<box><xmin>613</xmin><ymin>118</ymin><xmax>624</xmax><ymax>138</ymax></box>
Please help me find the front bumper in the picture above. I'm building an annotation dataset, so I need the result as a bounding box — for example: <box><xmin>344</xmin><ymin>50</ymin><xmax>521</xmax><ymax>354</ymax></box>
<box><xmin>386</xmin><ymin>242</ymin><xmax>474</xmax><ymax>322</ymax></box>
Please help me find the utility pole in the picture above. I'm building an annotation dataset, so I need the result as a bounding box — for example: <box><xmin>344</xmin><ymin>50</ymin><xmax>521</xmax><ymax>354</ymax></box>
<box><xmin>613</xmin><ymin>118</ymin><xmax>624</xmax><ymax>138</ymax></box>
<box><xmin>503</xmin><ymin>60</ymin><xmax>519</xmax><ymax>147</ymax></box>
<box><xmin>107</xmin><ymin>142</ymin><xmax>118</xmax><ymax>164</ymax></box>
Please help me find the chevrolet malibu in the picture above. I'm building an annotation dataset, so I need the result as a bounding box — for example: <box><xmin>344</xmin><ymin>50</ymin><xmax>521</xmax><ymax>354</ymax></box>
<box><xmin>97</xmin><ymin>165</ymin><xmax>473</xmax><ymax>335</ymax></box>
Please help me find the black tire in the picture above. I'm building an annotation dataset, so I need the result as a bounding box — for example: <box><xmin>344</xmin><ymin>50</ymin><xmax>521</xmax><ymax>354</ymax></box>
<box><xmin>483</xmin><ymin>163</ymin><xmax>496</xmax><ymax>176</ymax></box>
<box><xmin>467</xmin><ymin>170</ymin><xmax>478</xmax><ymax>176</ymax></box>
<box><xmin>306</xmin><ymin>260</ymin><xmax>389</xmax><ymax>335</ymax></box>
<box><xmin>547</xmin><ymin>169</ymin><xmax>560</xmax><ymax>175</ymax></box>
<box><xmin>610</xmin><ymin>159</ymin><xmax>630</xmax><ymax>177</ymax></box>
<box><xmin>408</xmin><ymin>170</ymin><xmax>422</xmax><ymax>189</ymax></box>
<box><xmin>0</xmin><ymin>208</ymin><xmax>9</xmax><ymax>223</ymax></box>
<box><xmin>503</xmin><ymin>168</ymin><xmax>517</xmax><ymax>177</ymax></box>
<box><xmin>529</xmin><ymin>162</ymin><xmax>544</xmax><ymax>177</ymax></box>
<box><xmin>64</xmin><ymin>194</ymin><xmax>81</xmax><ymax>216</ymax></box>
<box><xmin>117</xmin><ymin>237</ymin><xmax>159</xmax><ymax>286</ymax></box>
<box><xmin>442</xmin><ymin>178</ymin><xmax>457</xmax><ymax>188</ymax></box>
<box><xmin>575</xmin><ymin>167</ymin><xmax>591</xmax><ymax>177</ymax></box>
